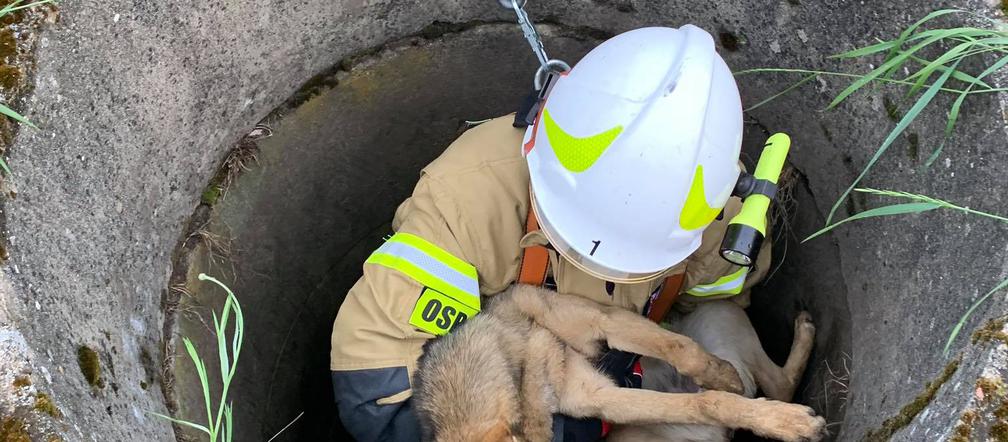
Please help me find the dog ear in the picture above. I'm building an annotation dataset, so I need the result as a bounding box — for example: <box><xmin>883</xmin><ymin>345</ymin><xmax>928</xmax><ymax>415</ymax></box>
<box><xmin>480</xmin><ymin>420</ymin><xmax>512</xmax><ymax>442</ymax></box>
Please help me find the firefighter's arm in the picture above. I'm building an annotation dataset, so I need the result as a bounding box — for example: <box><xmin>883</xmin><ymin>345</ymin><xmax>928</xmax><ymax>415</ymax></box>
<box><xmin>330</xmin><ymin>272</ymin><xmax>427</xmax><ymax>442</ymax></box>
<box><xmin>330</xmin><ymin>176</ymin><xmax>479</xmax><ymax>442</ymax></box>
<box><xmin>681</xmin><ymin>197</ymin><xmax>773</xmax><ymax>307</ymax></box>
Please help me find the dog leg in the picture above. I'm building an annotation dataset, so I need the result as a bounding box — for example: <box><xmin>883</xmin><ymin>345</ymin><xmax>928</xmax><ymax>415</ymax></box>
<box><xmin>669</xmin><ymin>301</ymin><xmax>816</xmax><ymax>402</ymax></box>
<box><xmin>508</xmin><ymin>286</ymin><xmax>743</xmax><ymax>394</ymax></box>
<box><xmin>556</xmin><ymin>351</ymin><xmax>825</xmax><ymax>442</ymax></box>
<box><xmin>519</xmin><ymin>329</ymin><xmax>563</xmax><ymax>442</ymax></box>
<box><xmin>754</xmin><ymin>311</ymin><xmax>816</xmax><ymax>401</ymax></box>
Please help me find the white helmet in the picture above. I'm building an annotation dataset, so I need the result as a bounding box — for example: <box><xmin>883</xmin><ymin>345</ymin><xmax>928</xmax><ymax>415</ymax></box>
<box><xmin>523</xmin><ymin>25</ymin><xmax>743</xmax><ymax>283</ymax></box>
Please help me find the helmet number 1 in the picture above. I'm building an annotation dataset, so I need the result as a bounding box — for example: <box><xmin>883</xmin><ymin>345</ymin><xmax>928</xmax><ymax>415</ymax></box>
<box><xmin>590</xmin><ymin>240</ymin><xmax>601</xmax><ymax>256</ymax></box>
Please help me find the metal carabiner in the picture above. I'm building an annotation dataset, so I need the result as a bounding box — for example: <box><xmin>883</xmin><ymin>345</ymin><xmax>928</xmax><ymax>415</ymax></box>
<box><xmin>498</xmin><ymin>0</ymin><xmax>570</xmax><ymax>90</ymax></box>
<box><xmin>534</xmin><ymin>59</ymin><xmax>571</xmax><ymax>91</ymax></box>
<box><xmin>506</xmin><ymin>0</ymin><xmax>549</xmax><ymax>70</ymax></box>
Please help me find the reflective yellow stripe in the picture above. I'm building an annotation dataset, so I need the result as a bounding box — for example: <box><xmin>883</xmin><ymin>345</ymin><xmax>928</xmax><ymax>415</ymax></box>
<box><xmin>679</xmin><ymin>165</ymin><xmax>722</xmax><ymax>231</ymax></box>
<box><xmin>543</xmin><ymin>107</ymin><xmax>624</xmax><ymax>173</ymax></box>
<box><xmin>365</xmin><ymin>233</ymin><xmax>480</xmax><ymax>310</ymax></box>
<box><xmin>686</xmin><ymin>267</ymin><xmax>749</xmax><ymax>297</ymax></box>
<box><xmin>386</xmin><ymin>232</ymin><xmax>478</xmax><ymax>280</ymax></box>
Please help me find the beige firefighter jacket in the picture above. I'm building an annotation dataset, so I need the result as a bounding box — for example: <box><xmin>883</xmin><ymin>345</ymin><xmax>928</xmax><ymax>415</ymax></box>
<box><xmin>329</xmin><ymin>115</ymin><xmax>771</xmax><ymax>441</ymax></box>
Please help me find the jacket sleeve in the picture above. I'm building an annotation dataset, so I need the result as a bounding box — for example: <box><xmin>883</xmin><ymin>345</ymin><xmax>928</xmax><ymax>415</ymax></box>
<box><xmin>330</xmin><ymin>175</ymin><xmax>475</xmax><ymax>442</ymax></box>
<box><xmin>680</xmin><ymin>197</ymin><xmax>773</xmax><ymax>308</ymax></box>
<box><xmin>331</xmin><ymin>365</ymin><xmax>419</xmax><ymax>442</ymax></box>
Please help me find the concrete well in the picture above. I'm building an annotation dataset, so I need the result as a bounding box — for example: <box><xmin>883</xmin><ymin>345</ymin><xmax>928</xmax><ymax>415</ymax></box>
<box><xmin>0</xmin><ymin>1</ymin><xmax>1006</xmax><ymax>441</ymax></box>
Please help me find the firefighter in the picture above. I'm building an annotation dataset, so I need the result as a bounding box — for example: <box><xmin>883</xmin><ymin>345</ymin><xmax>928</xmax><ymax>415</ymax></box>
<box><xmin>330</xmin><ymin>25</ymin><xmax>774</xmax><ymax>441</ymax></box>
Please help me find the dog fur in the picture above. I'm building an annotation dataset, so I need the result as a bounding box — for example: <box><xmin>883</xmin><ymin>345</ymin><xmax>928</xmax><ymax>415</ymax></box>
<box><xmin>412</xmin><ymin>284</ymin><xmax>825</xmax><ymax>442</ymax></box>
<box><xmin>606</xmin><ymin>300</ymin><xmax>818</xmax><ymax>441</ymax></box>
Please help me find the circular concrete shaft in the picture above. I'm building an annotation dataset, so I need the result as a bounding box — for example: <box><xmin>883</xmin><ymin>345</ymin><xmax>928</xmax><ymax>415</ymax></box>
<box><xmin>168</xmin><ymin>24</ymin><xmax>605</xmax><ymax>441</ymax></box>
<box><xmin>0</xmin><ymin>1</ymin><xmax>1005</xmax><ymax>441</ymax></box>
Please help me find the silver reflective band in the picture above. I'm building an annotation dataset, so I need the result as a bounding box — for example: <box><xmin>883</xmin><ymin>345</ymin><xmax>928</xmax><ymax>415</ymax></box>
<box><xmin>686</xmin><ymin>267</ymin><xmax>749</xmax><ymax>296</ymax></box>
<box><xmin>370</xmin><ymin>239</ymin><xmax>480</xmax><ymax>305</ymax></box>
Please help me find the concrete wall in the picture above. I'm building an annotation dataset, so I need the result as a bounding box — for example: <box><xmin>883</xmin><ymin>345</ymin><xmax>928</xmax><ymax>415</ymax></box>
<box><xmin>0</xmin><ymin>0</ymin><xmax>1004</xmax><ymax>440</ymax></box>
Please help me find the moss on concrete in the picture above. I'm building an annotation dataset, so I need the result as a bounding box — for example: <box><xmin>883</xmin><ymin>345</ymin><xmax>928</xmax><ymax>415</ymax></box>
<box><xmin>972</xmin><ymin>317</ymin><xmax>1008</xmax><ymax>346</ymax></box>
<box><xmin>11</xmin><ymin>375</ymin><xmax>29</xmax><ymax>388</ymax></box>
<box><xmin>76</xmin><ymin>345</ymin><xmax>104</xmax><ymax>388</ymax></box>
<box><xmin>977</xmin><ymin>376</ymin><xmax>1006</xmax><ymax>403</ymax></box>
<box><xmin>864</xmin><ymin>357</ymin><xmax>960</xmax><ymax>441</ymax></box>
<box><xmin>883</xmin><ymin>95</ymin><xmax>901</xmax><ymax>122</ymax></box>
<box><xmin>907</xmin><ymin>132</ymin><xmax>919</xmax><ymax>162</ymax></box>
<box><xmin>991</xmin><ymin>401</ymin><xmax>1008</xmax><ymax>441</ymax></box>
<box><xmin>949</xmin><ymin>409</ymin><xmax>977</xmax><ymax>442</ymax></box>
<box><xmin>33</xmin><ymin>393</ymin><xmax>60</xmax><ymax>418</ymax></box>
<box><xmin>0</xmin><ymin>416</ymin><xmax>29</xmax><ymax>442</ymax></box>
<box><xmin>0</xmin><ymin>28</ymin><xmax>15</xmax><ymax>61</ymax></box>
<box><xmin>993</xmin><ymin>420</ymin><xmax>1008</xmax><ymax>442</ymax></box>
<box><xmin>200</xmin><ymin>183</ymin><xmax>222</xmax><ymax>206</ymax></box>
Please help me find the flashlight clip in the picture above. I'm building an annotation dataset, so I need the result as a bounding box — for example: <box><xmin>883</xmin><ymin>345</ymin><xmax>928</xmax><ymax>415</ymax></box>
<box><xmin>733</xmin><ymin>173</ymin><xmax>778</xmax><ymax>201</ymax></box>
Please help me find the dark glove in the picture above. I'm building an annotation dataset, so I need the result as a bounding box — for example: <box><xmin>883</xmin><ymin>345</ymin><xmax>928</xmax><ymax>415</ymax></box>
<box><xmin>552</xmin><ymin>348</ymin><xmax>643</xmax><ymax>441</ymax></box>
<box><xmin>554</xmin><ymin>415</ymin><xmax>604</xmax><ymax>442</ymax></box>
<box><xmin>596</xmin><ymin>347</ymin><xmax>643</xmax><ymax>389</ymax></box>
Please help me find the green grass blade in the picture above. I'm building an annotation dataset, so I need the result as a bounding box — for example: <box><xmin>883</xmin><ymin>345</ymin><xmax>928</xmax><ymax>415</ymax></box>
<box><xmin>804</xmin><ymin>202</ymin><xmax>941</xmax><ymax>242</ymax></box>
<box><xmin>0</xmin><ymin>103</ymin><xmax>36</xmax><ymax>129</ymax></box>
<box><xmin>965</xmin><ymin>51</ymin><xmax>1008</xmax><ymax>84</ymax></box>
<box><xmin>924</xmin><ymin>141</ymin><xmax>945</xmax><ymax>168</ymax></box>
<box><xmin>928</xmin><ymin>53</ymin><xmax>1008</xmax><ymax>167</ymax></box>
<box><xmin>905</xmin><ymin>41</ymin><xmax>973</xmax><ymax>95</ymax></box>
<box><xmin>231</xmin><ymin>296</ymin><xmax>244</xmax><ymax>370</ymax></box>
<box><xmin>908</xmin><ymin>55</ymin><xmax>991</xmax><ymax>89</ymax></box>
<box><xmin>147</xmin><ymin>411</ymin><xmax>212</xmax><ymax>435</ymax></box>
<box><xmin>183</xmin><ymin>338</ymin><xmax>215</xmax><ymax>434</ymax></box>
<box><xmin>825</xmin><ymin>60</ymin><xmax>960</xmax><ymax>224</ymax></box>
<box><xmin>831</xmin><ymin>10</ymin><xmax>963</xmax><ymax>60</ymax></box>
<box><xmin>212</xmin><ymin>311</ymin><xmax>231</xmax><ymax>386</ymax></box>
<box><xmin>744</xmin><ymin>74</ymin><xmax>817</xmax><ymax>112</ymax></box>
<box><xmin>827</xmin><ymin>29</ymin><xmax>975</xmax><ymax>110</ymax></box>
<box><xmin>196</xmin><ymin>273</ymin><xmax>245</xmax><ymax>442</ymax></box>
<box><xmin>855</xmin><ymin>188</ymin><xmax>1008</xmax><ymax>223</ymax></box>
<box><xmin>732</xmin><ymin>67</ymin><xmax>971</xmax><ymax>94</ymax></box>
<box><xmin>907</xmin><ymin>36</ymin><xmax>1008</xmax><ymax>94</ymax></box>
<box><xmin>881</xmin><ymin>9</ymin><xmax>964</xmax><ymax>64</ymax></box>
<box><xmin>224</xmin><ymin>404</ymin><xmax>234</xmax><ymax>442</ymax></box>
<box><xmin>0</xmin><ymin>0</ymin><xmax>53</xmax><ymax>15</ymax></box>
<box><xmin>943</xmin><ymin>276</ymin><xmax>1008</xmax><ymax>357</ymax></box>
<box><xmin>0</xmin><ymin>0</ymin><xmax>25</xmax><ymax>16</ymax></box>
<box><xmin>833</xmin><ymin>40</ymin><xmax>898</xmax><ymax>59</ymax></box>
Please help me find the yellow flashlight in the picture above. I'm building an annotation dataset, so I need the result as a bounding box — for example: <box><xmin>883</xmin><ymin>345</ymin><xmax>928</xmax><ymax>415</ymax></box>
<box><xmin>720</xmin><ymin>133</ymin><xmax>791</xmax><ymax>267</ymax></box>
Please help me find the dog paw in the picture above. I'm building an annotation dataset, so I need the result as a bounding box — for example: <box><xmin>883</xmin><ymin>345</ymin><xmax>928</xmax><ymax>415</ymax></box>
<box><xmin>794</xmin><ymin>311</ymin><xmax>815</xmax><ymax>336</ymax></box>
<box><xmin>750</xmin><ymin>400</ymin><xmax>826</xmax><ymax>442</ymax></box>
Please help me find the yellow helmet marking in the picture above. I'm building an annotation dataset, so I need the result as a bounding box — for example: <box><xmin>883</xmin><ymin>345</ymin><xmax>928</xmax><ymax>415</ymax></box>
<box><xmin>542</xmin><ymin>107</ymin><xmax>623</xmax><ymax>173</ymax></box>
<box><xmin>679</xmin><ymin>165</ymin><xmax>722</xmax><ymax>230</ymax></box>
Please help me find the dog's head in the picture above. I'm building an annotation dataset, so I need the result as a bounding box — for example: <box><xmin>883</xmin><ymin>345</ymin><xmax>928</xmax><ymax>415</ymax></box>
<box><xmin>413</xmin><ymin>317</ymin><xmax>523</xmax><ymax>442</ymax></box>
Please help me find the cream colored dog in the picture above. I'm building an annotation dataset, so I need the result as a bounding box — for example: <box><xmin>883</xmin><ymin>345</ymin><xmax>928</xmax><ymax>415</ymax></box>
<box><xmin>607</xmin><ymin>300</ymin><xmax>817</xmax><ymax>441</ymax></box>
<box><xmin>412</xmin><ymin>284</ymin><xmax>824</xmax><ymax>442</ymax></box>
